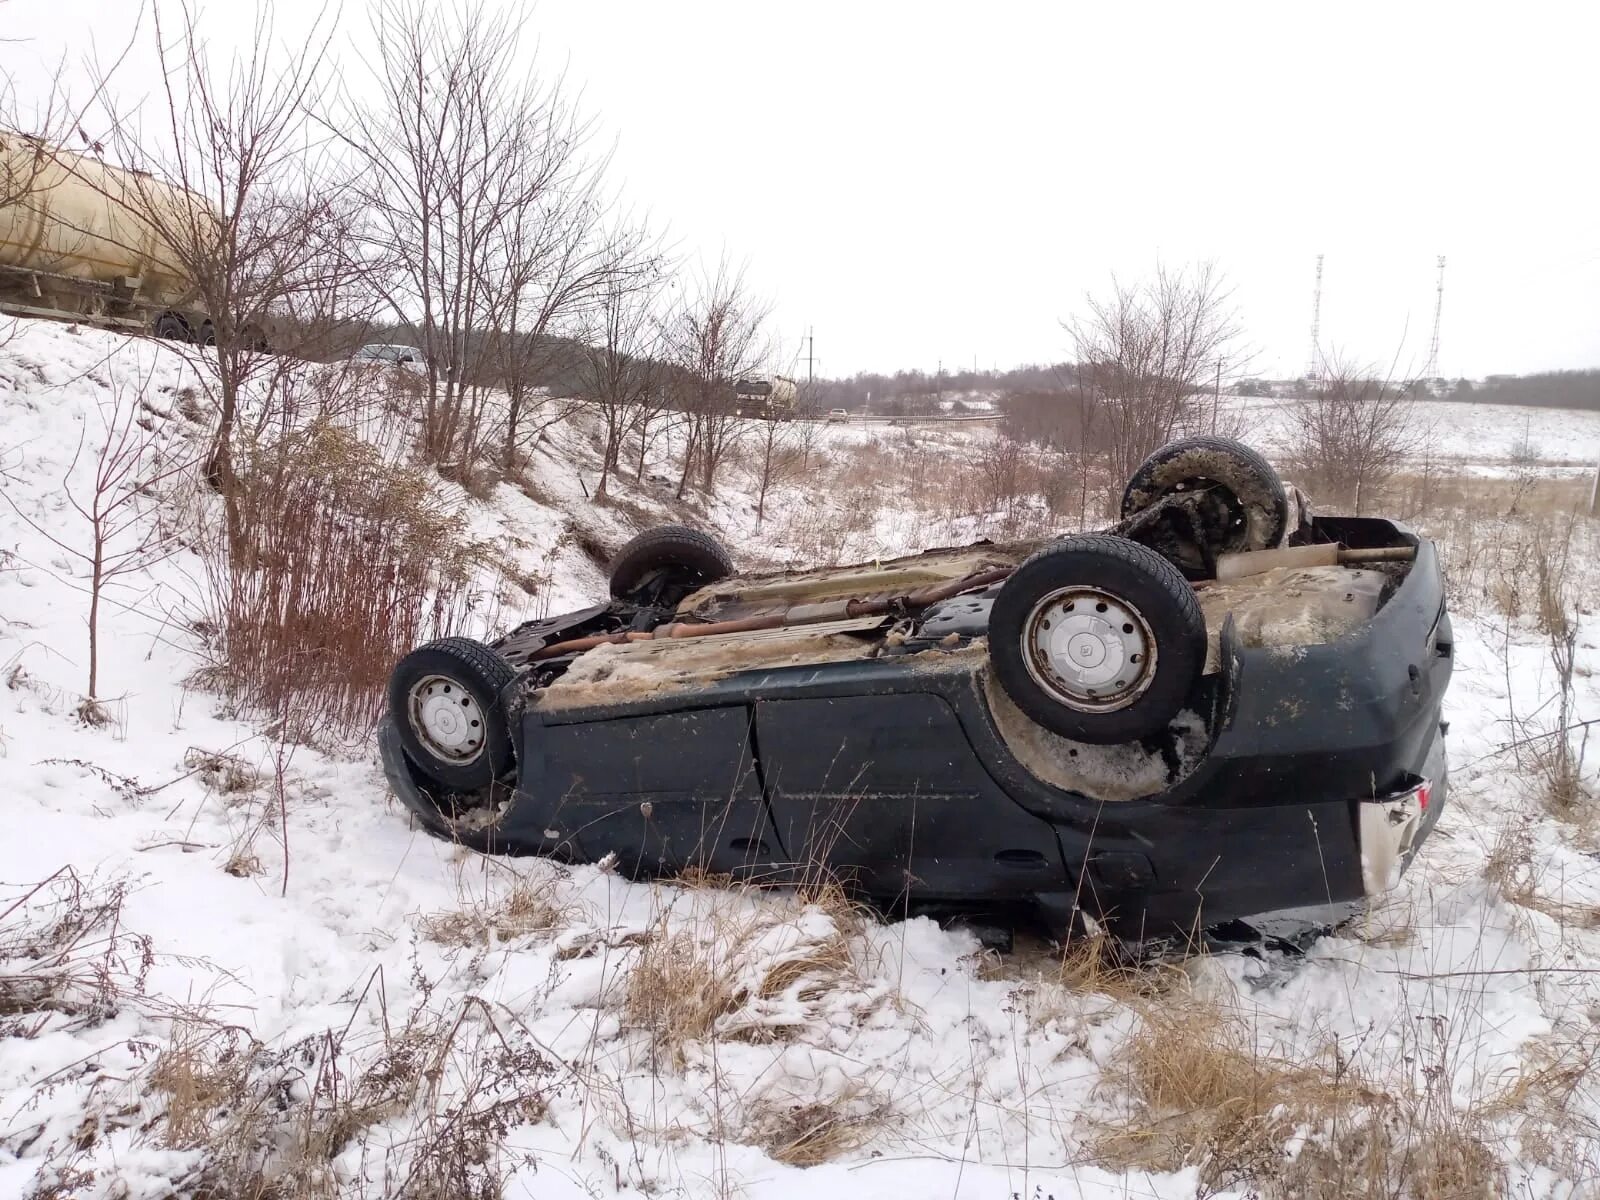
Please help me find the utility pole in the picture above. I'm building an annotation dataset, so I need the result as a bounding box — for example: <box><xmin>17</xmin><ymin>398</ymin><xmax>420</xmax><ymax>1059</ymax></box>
<box><xmin>805</xmin><ymin>326</ymin><xmax>814</xmax><ymax>384</ymax></box>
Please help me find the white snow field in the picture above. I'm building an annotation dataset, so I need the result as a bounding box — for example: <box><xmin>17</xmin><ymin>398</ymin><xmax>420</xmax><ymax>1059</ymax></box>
<box><xmin>1229</xmin><ymin>393</ymin><xmax>1600</xmax><ymax>475</ymax></box>
<box><xmin>1</xmin><ymin>318</ymin><xmax>1598</xmax><ymax>1199</ymax></box>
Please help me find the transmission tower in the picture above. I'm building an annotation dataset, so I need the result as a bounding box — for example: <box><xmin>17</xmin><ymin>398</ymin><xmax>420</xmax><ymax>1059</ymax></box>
<box><xmin>1305</xmin><ymin>254</ymin><xmax>1324</xmax><ymax>379</ymax></box>
<box><xmin>1423</xmin><ymin>256</ymin><xmax>1446</xmax><ymax>379</ymax></box>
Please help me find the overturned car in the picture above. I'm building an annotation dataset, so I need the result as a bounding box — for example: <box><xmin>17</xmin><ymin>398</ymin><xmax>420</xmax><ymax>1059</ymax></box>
<box><xmin>378</xmin><ymin>437</ymin><xmax>1452</xmax><ymax>943</ymax></box>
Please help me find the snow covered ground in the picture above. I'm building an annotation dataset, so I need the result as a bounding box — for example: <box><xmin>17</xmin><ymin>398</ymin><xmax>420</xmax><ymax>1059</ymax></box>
<box><xmin>1229</xmin><ymin>393</ymin><xmax>1600</xmax><ymax>474</ymax></box>
<box><xmin>1</xmin><ymin>318</ymin><xmax>1598</xmax><ymax>1198</ymax></box>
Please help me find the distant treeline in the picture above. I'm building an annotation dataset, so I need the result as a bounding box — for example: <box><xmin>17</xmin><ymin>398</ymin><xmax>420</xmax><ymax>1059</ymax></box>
<box><xmin>1446</xmin><ymin>370</ymin><xmax>1600</xmax><ymax>412</ymax></box>
<box><xmin>807</xmin><ymin>363</ymin><xmax>1075</xmax><ymax>414</ymax></box>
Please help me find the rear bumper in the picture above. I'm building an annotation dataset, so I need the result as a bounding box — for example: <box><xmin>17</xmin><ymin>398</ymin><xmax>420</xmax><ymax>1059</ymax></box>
<box><xmin>1359</xmin><ymin>731</ymin><xmax>1448</xmax><ymax>896</ymax></box>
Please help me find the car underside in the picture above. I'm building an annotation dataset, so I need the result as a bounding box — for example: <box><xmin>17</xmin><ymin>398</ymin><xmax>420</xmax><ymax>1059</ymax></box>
<box><xmin>378</xmin><ymin>437</ymin><xmax>1453</xmax><ymax>945</ymax></box>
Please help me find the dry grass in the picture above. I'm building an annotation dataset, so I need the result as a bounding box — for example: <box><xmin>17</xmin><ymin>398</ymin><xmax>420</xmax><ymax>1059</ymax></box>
<box><xmin>420</xmin><ymin>875</ymin><xmax>571</xmax><ymax>947</ymax></box>
<box><xmin>1094</xmin><ymin>1000</ymin><xmax>1505</xmax><ymax>1199</ymax></box>
<box><xmin>0</xmin><ymin>867</ymin><xmax>152</xmax><ymax>1034</ymax></box>
<box><xmin>620</xmin><ymin>888</ymin><xmax>867</xmax><ymax>1070</ymax></box>
<box><xmin>745</xmin><ymin>1090</ymin><xmax>889</xmax><ymax>1167</ymax></box>
<box><xmin>146</xmin><ymin>993</ymin><xmax>553</xmax><ymax>1200</ymax></box>
<box><xmin>184</xmin><ymin>746</ymin><xmax>260</xmax><ymax>796</ymax></box>
<box><xmin>622</xmin><ymin>924</ymin><xmax>743</xmax><ymax>1064</ymax></box>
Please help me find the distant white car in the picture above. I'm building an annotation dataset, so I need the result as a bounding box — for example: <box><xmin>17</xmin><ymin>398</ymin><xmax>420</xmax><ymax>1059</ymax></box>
<box><xmin>352</xmin><ymin>343</ymin><xmax>427</xmax><ymax>375</ymax></box>
<box><xmin>826</xmin><ymin>408</ymin><xmax>849</xmax><ymax>423</ymax></box>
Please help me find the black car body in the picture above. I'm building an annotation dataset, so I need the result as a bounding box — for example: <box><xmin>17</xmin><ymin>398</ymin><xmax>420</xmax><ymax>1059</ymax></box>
<box><xmin>378</xmin><ymin>496</ymin><xmax>1452</xmax><ymax>943</ymax></box>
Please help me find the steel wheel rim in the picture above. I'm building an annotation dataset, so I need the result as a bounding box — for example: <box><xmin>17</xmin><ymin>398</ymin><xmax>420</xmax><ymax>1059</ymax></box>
<box><xmin>407</xmin><ymin>674</ymin><xmax>485</xmax><ymax>763</ymax></box>
<box><xmin>1020</xmin><ymin>586</ymin><xmax>1157</xmax><ymax>713</ymax></box>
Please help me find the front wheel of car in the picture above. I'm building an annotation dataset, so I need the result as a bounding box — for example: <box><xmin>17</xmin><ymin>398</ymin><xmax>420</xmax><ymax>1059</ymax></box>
<box><xmin>387</xmin><ymin>637</ymin><xmax>517</xmax><ymax>791</ymax></box>
<box><xmin>988</xmin><ymin>535</ymin><xmax>1205</xmax><ymax>745</ymax></box>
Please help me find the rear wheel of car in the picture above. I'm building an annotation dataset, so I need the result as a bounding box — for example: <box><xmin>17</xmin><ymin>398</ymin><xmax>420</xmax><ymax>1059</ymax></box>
<box><xmin>1120</xmin><ymin>436</ymin><xmax>1289</xmax><ymax>575</ymax></box>
<box><xmin>608</xmin><ymin>524</ymin><xmax>734</xmax><ymax>602</ymax></box>
<box><xmin>388</xmin><ymin>637</ymin><xmax>517</xmax><ymax>791</ymax></box>
<box><xmin>988</xmin><ymin>535</ymin><xmax>1205</xmax><ymax>745</ymax></box>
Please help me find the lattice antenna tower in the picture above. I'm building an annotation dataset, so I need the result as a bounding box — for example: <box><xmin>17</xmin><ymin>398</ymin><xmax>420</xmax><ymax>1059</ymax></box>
<box><xmin>1423</xmin><ymin>255</ymin><xmax>1446</xmax><ymax>378</ymax></box>
<box><xmin>1306</xmin><ymin>254</ymin><xmax>1324</xmax><ymax>379</ymax></box>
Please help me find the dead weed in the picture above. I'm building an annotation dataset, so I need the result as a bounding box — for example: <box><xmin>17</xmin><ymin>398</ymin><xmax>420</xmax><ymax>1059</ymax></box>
<box><xmin>1094</xmin><ymin>1002</ymin><xmax>1505</xmax><ymax>1199</ymax></box>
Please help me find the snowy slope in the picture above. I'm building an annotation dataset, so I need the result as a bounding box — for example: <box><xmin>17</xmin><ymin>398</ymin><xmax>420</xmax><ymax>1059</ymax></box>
<box><xmin>0</xmin><ymin>318</ymin><xmax>1597</xmax><ymax>1199</ymax></box>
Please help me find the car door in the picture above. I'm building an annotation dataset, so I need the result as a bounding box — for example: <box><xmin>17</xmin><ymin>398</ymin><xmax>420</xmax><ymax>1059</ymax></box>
<box><xmin>517</xmin><ymin>705</ymin><xmax>786</xmax><ymax>878</ymax></box>
<box><xmin>754</xmin><ymin>693</ymin><xmax>1069</xmax><ymax>900</ymax></box>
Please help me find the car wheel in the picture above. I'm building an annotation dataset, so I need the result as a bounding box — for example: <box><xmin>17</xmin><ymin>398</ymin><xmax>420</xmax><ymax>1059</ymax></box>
<box><xmin>1120</xmin><ymin>436</ymin><xmax>1288</xmax><ymax>575</ymax></box>
<box><xmin>608</xmin><ymin>524</ymin><xmax>734</xmax><ymax>602</ymax></box>
<box><xmin>988</xmin><ymin>535</ymin><xmax>1204</xmax><ymax>745</ymax></box>
<box><xmin>387</xmin><ymin>637</ymin><xmax>517</xmax><ymax>790</ymax></box>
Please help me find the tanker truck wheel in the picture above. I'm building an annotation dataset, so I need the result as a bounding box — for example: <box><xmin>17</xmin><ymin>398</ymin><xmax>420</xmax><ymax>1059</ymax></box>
<box><xmin>153</xmin><ymin>312</ymin><xmax>192</xmax><ymax>343</ymax></box>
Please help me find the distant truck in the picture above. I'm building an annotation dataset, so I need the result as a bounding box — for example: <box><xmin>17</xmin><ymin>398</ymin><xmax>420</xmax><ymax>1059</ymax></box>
<box><xmin>0</xmin><ymin>133</ymin><xmax>223</xmax><ymax>344</ymax></box>
<box><xmin>733</xmin><ymin>373</ymin><xmax>798</xmax><ymax>420</ymax></box>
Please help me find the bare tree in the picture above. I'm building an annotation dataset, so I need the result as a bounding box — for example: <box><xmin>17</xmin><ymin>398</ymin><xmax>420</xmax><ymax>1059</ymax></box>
<box><xmin>1065</xmin><ymin>262</ymin><xmax>1243</xmax><ymax>494</ymax></box>
<box><xmin>752</xmin><ymin>418</ymin><xmax>806</xmax><ymax>531</ymax></box>
<box><xmin>663</xmin><ymin>259</ymin><xmax>772</xmax><ymax>496</ymax></box>
<box><xmin>1</xmin><ymin>373</ymin><xmax>196</xmax><ymax>719</ymax></box>
<box><xmin>577</xmin><ymin>253</ymin><xmax>669</xmax><ymax>498</ymax></box>
<box><xmin>343</xmin><ymin>0</ymin><xmax>622</xmax><ymax>468</ymax></box>
<box><xmin>1289</xmin><ymin>352</ymin><xmax>1418</xmax><ymax>514</ymax></box>
<box><xmin>91</xmin><ymin>1</ymin><xmax>342</xmax><ymax>558</ymax></box>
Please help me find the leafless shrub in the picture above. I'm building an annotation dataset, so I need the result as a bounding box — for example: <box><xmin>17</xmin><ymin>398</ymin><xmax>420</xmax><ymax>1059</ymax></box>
<box><xmin>1065</xmin><ymin>262</ymin><xmax>1243</xmax><ymax>494</ymax></box>
<box><xmin>1288</xmin><ymin>353</ymin><xmax>1418</xmax><ymax>515</ymax></box>
<box><xmin>1524</xmin><ymin>524</ymin><xmax>1588</xmax><ymax>814</ymax></box>
<box><xmin>200</xmin><ymin>410</ymin><xmax>482</xmax><ymax>744</ymax></box>
<box><xmin>0</xmin><ymin>867</ymin><xmax>151</xmax><ymax>1034</ymax></box>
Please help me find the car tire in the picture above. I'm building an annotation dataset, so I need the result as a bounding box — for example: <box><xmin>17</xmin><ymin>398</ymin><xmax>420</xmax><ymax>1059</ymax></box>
<box><xmin>988</xmin><ymin>535</ymin><xmax>1205</xmax><ymax>745</ymax></box>
<box><xmin>1120</xmin><ymin>436</ymin><xmax>1289</xmax><ymax>574</ymax></box>
<box><xmin>387</xmin><ymin>637</ymin><xmax>517</xmax><ymax>791</ymax></box>
<box><xmin>608</xmin><ymin>524</ymin><xmax>734</xmax><ymax>601</ymax></box>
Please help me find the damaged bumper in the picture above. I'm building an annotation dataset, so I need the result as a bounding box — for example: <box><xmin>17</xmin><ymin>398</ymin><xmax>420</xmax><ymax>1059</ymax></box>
<box><xmin>1359</xmin><ymin>731</ymin><xmax>1448</xmax><ymax>896</ymax></box>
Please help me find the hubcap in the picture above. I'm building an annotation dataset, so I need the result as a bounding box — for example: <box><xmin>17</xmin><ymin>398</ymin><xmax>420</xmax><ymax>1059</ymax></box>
<box><xmin>407</xmin><ymin>674</ymin><xmax>485</xmax><ymax>763</ymax></box>
<box><xmin>1021</xmin><ymin>587</ymin><xmax>1157</xmax><ymax>713</ymax></box>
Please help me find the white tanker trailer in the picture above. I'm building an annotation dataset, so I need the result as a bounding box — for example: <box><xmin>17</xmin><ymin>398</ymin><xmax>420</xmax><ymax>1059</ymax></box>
<box><xmin>0</xmin><ymin>133</ymin><xmax>222</xmax><ymax>343</ymax></box>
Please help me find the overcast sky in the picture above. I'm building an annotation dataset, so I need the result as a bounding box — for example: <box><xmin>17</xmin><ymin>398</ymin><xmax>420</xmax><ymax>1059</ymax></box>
<box><xmin>9</xmin><ymin>0</ymin><xmax>1599</xmax><ymax>380</ymax></box>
